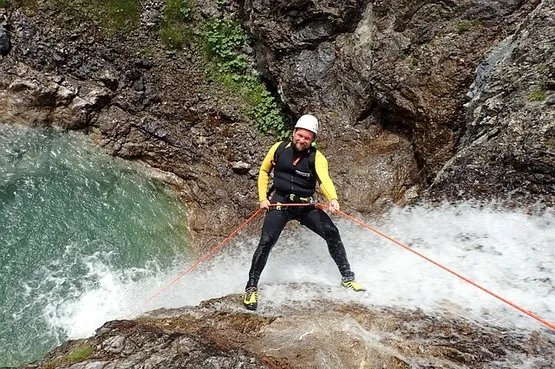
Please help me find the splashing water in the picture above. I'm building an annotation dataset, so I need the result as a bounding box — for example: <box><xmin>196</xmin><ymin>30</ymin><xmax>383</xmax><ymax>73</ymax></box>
<box><xmin>33</xmin><ymin>197</ymin><xmax>555</xmax><ymax>359</ymax></box>
<box><xmin>139</xmin><ymin>203</ymin><xmax>554</xmax><ymax>333</ymax></box>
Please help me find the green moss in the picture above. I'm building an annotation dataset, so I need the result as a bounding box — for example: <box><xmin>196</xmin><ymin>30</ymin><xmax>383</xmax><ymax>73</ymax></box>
<box><xmin>44</xmin><ymin>344</ymin><xmax>94</xmax><ymax>369</ymax></box>
<box><xmin>67</xmin><ymin>344</ymin><xmax>94</xmax><ymax>361</ymax></box>
<box><xmin>160</xmin><ymin>23</ymin><xmax>192</xmax><ymax>49</ymax></box>
<box><xmin>537</xmin><ymin>63</ymin><xmax>549</xmax><ymax>74</ymax></box>
<box><xmin>160</xmin><ymin>0</ymin><xmax>194</xmax><ymax>49</ymax></box>
<box><xmin>41</xmin><ymin>0</ymin><xmax>140</xmax><ymax>34</ymax></box>
<box><xmin>97</xmin><ymin>0</ymin><xmax>141</xmax><ymax>31</ymax></box>
<box><xmin>528</xmin><ymin>88</ymin><xmax>546</xmax><ymax>102</ymax></box>
<box><xmin>456</xmin><ymin>20</ymin><xmax>479</xmax><ymax>34</ymax></box>
<box><xmin>407</xmin><ymin>55</ymin><xmax>418</xmax><ymax>69</ymax></box>
<box><xmin>0</xmin><ymin>0</ymin><xmax>38</xmax><ymax>9</ymax></box>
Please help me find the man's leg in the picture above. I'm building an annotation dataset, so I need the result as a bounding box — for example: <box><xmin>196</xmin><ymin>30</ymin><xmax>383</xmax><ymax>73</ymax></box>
<box><xmin>300</xmin><ymin>207</ymin><xmax>355</xmax><ymax>281</ymax></box>
<box><xmin>246</xmin><ymin>208</ymin><xmax>289</xmax><ymax>288</ymax></box>
<box><xmin>243</xmin><ymin>208</ymin><xmax>290</xmax><ymax>310</ymax></box>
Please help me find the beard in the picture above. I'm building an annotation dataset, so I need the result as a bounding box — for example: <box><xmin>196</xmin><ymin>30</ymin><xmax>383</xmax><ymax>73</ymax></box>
<box><xmin>293</xmin><ymin>140</ymin><xmax>311</xmax><ymax>151</ymax></box>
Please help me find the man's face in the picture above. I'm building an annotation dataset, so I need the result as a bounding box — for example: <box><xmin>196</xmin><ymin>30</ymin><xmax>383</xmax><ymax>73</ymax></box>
<box><xmin>292</xmin><ymin>128</ymin><xmax>314</xmax><ymax>151</ymax></box>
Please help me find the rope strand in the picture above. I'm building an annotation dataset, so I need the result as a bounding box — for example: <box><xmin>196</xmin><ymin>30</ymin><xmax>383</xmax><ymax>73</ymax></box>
<box><xmin>145</xmin><ymin>200</ymin><xmax>554</xmax><ymax>331</ymax></box>
<box><xmin>317</xmin><ymin>203</ymin><xmax>555</xmax><ymax>331</ymax></box>
<box><xmin>144</xmin><ymin>202</ymin><xmax>312</xmax><ymax>305</ymax></box>
<box><xmin>145</xmin><ymin>207</ymin><xmax>264</xmax><ymax>304</ymax></box>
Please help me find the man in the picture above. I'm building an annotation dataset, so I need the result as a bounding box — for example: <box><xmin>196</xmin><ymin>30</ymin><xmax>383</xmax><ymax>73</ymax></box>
<box><xmin>243</xmin><ymin>114</ymin><xmax>365</xmax><ymax>310</ymax></box>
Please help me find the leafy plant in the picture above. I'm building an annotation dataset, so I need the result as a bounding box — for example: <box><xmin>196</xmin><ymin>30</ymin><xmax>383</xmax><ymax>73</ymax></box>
<box><xmin>215</xmin><ymin>0</ymin><xmax>228</xmax><ymax>11</ymax></box>
<box><xmin>246</xmin><ymin>84</ymin><xmax>288</xmax><ymax>138</ymax></box>
<box><xmin>203</xmin><ymin>17</ymin><xmax>248</xmax><ymax>73</ymax></box>
<box><xmin>166</xmin><ymin>0</ymin><xmax>192</xmax><ymax>21</ymax></box>
<box><xmin>202</xmin><ymin>15</ymin><xmax>288</xmax><ymax>138</ymax></box>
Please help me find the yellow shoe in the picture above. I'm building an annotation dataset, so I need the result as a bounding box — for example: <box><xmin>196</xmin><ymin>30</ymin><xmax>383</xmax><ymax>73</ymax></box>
<box><xmin>243</xmin><ymin>287</ymin><xmax>258</xmax><ymax>310</ymax></box>
<box><xmin>341</xmin><ymin>279</ymin><xmax>366</xmax><ymax>292</ymax></box>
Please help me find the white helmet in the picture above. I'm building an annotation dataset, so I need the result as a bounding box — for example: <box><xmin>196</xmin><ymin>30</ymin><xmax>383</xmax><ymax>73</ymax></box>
<box><xmin>294</xmin><ymin>114</ymin><xmax>319</xmax><ymax>135</ymax></box>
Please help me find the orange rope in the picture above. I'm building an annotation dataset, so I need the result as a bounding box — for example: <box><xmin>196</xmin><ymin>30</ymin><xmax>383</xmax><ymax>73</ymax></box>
<box><xmin>145</xmin><ymin>202</ymin><xmax>312</xmax><ymax>305</ymax></box>
<box><xmin>146</xmin><ymin>207</ymin><xmax>264</xmax><ymax>304</ymax></box>
<box><xmin>317</xmin><ymin>203</ymin><xmax>555</xmax><ymax>331</ymax></box>
<box><xmin>267</xmin><ymin>203</ymin><xmax>315</xmax><ymax>207</ymax></box>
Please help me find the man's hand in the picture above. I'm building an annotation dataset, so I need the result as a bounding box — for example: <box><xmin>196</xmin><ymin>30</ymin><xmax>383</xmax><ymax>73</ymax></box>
<box><xmin>329</xmin><ymin>199</ymin><xmax>340</xmax><ymax>214</ymax></box>
<box><xmin>260</xmin><ymin>199</ymin><xmax>270</xmax><ymax>209</ymax></box>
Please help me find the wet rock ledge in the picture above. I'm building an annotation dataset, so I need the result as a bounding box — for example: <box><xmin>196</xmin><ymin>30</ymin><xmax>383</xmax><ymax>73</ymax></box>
<box><xmin>19</xmin><ymin>294</ymin><xmax>555</xmax><ymax>369</ymax></box>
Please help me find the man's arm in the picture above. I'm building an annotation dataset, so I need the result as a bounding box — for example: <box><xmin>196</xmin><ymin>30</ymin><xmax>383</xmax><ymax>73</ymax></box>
<box><xmin>314</xmin><ymin>151</ymin><xmax>338</xmax><ymax>201</ymax></box>
<box><xmin>257</xmin><ymin>142</ymin><xmax>282</xmax><ymax>203</ymax></box>
<box><xmin>314</xmin><ymin>151</ymin><xmax>340</xmax><ymax>213</ymax></box>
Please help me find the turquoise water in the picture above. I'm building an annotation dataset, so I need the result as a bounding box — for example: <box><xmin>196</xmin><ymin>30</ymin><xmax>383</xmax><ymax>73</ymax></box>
<box><xmin>0</xmin><ymin>123</ymin><xmax>190</xmax><ymax>367</ymax></box>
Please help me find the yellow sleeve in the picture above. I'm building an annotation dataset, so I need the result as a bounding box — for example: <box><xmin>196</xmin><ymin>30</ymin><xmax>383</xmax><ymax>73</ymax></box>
<box><xmin>258</xmin><ymin>142</ymin><xmax>283</xmax><ymax>202</ymax></box>
<box><xmin>314</xmin><ymin>150</ymin><xmax>338</xmax><ymax>202</ymax></box>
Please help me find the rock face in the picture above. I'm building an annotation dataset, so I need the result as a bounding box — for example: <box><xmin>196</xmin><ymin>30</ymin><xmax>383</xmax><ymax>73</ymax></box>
<box><xmin>2</xmin><ymin>1</ymin><xmax>555</xmax><ymax>368</ymax></box>
<box><xmin>20</xmin><ymin>294</ymin><xmax>555</xmax><ymax>369</ymax></box>
<box><xmin>0</xmin><ymin>0</ymin><xmax>552</xmax><ymax>249</ymax></box>
<box><xmin>427</xmin><ymin>0</ymin><xmax>555</xmax><ymax>205</ymax></box>
<box><xmin>238</xmin><ymin>0</ymin><xmax>548</xmax><ymax>207</ymax></box>
<box><xmin>0</xmin><ymin>1</ymin><xmax>273</xmax><ymax>248</ymax></box>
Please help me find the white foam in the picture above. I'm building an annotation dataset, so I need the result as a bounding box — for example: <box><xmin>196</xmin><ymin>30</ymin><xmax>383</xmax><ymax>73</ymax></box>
<box><xmin>43</xmin><ymin>203</ymin><xmax>555</xmax><ymax>339</ymax></box>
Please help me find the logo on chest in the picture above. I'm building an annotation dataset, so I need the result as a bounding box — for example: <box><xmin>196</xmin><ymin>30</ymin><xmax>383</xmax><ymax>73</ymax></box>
<box><xmin>295</xmin><ymin>169</ymin><xmax>311</xmax><ymax>178</ymax></box>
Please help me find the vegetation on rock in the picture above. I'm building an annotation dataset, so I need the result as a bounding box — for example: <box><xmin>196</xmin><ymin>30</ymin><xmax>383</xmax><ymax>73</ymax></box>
<box><xmin>160</xmin><ymin>0</ymin><xmax>194</xmax><ymax>49</ymax></box>
<box><xmin>1</xmin><ymin>0</ymin><xmax>288</xmax><ymax>138</ymax></box>
<box><xmin>201</xmin><ymin>1</ymin><xmax>289</xmax><ymax>138</ymax></box>
<box><xmin>44</xmin><ymin>344</ymin><xmax>94</xmax><ymax>369</ymax></box>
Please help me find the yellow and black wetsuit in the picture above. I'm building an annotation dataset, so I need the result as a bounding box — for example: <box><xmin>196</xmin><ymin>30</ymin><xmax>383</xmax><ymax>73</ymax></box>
<box><xmin>246</xmin><ymin>142</ymin><xmax>355</xmax><ymax>288</ymax></box>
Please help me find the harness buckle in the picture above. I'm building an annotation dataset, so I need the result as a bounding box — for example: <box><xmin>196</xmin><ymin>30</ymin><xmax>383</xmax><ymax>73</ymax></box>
<box><xmin>287</xmin><ymin>194</ymin><xmax>315</xmax><ymax>204</ymax></box>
